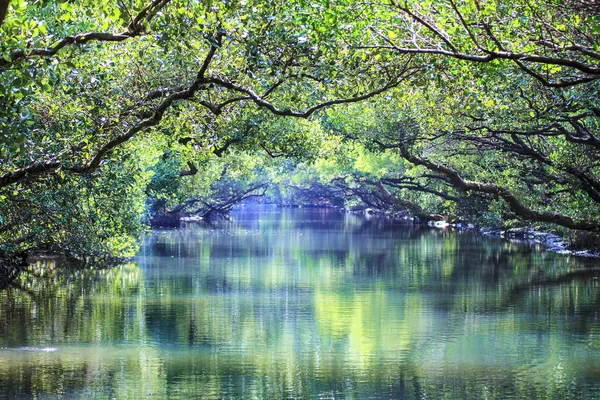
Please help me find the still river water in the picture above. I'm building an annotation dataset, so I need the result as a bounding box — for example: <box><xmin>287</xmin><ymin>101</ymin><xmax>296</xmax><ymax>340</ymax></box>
<box><xmin>2</xmin><ymin>208</ymin><xmax>600</xmax><ymax>399</ymax></box>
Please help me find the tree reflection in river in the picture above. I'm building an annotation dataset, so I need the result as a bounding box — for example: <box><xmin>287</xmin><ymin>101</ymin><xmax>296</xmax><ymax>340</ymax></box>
<box><xmin>1</xmin><ymin>208</ymin><xmax>600</xmax><ymax>399</ymax></box>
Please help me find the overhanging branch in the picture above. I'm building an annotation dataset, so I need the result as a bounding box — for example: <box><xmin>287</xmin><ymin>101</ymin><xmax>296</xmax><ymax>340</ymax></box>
<box><xmin>0</xmin><ymin>32</ymin><xmax>223</xmax><ymax>188</ymax></box>
<box><xmin>0</xmin><ymin>0</ymin><xmax>170</xmax><ymax>70</ymax></box>
<box><xmin>399</xmin><ymin>143</ymin><xmax>600</xmax><ymax>232</ymax></box>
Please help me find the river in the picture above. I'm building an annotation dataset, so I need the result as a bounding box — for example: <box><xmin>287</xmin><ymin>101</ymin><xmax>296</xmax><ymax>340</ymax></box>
<box><xmin>1</xmin><ymin>208</ymin><xmax>600</xmax><ymax>399</ymax></box>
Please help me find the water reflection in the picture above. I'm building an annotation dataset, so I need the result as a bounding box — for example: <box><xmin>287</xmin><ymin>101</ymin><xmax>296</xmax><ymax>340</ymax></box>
<box><xmin>1</xmin><ymin>208</ymin><xmax>600</xmax><ymax>399</ymax></box>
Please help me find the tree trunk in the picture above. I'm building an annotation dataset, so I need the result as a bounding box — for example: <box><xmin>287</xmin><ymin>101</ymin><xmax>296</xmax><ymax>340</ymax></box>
<box><xmin>0</xmin><ymin>0</ymin><xmax>10</xmax><ymax>27</ymax></box>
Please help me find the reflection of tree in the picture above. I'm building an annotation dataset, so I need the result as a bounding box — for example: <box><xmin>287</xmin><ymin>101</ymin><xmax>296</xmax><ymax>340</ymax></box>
<box><xmin>1</xmin><ymin>210</ymin><xmax>600</xmax><ymax>398</ymax></box>
<box><xmin>0</xmin><ymin>263</ymin><xmax>145</xmax><ymax>345</ymax></box>
<box><xmin>0</xmin><ymin>253</ymin><xmax>26</xmax><ymax>290</ymax></box>
<box><xmin>0</xmin><ymin>263</ymin><xmax>166</xmax><ymax>398</ymax></box>
<box><xmin>503</xmin><ymin>268</ymin><xmax>600</xmax><ymax>306</ymax></box>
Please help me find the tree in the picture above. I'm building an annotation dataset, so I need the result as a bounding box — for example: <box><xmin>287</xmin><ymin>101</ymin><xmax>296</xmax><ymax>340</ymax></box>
<box><xmin>0</xmin><ymin>0</ymin><xmax>411</xmax><ymax>258</ymax></box>
<box><xmin>364</xmin><ymin>0</ymin><xmax>600</xmax><ymax>87</ymax></box>
<box><xmin>349</xmin><ymin>0</ymin><xmax>600</xmax><ymax>233</ymax></box>
<box><xmin>0</xmin><ymin>0</ymin><xmax>410</xmax><ymax>188</ymax></box>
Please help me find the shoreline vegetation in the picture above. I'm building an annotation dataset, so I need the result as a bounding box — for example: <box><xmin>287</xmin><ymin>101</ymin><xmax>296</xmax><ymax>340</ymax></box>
<box><xmin>1</xmin><ymin>2</ymin><xmax>600</xmax><ymax>396</ymax></box>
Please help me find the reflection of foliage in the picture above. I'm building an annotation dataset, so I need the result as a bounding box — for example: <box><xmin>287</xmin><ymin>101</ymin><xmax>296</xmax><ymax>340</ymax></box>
<box><xmin>3</xmin><ymin>210</ymin><xmax>598</xmax><ymax>397</ymax></box>
<box><xmin>1</xmin><ymin>262</ymin><xmax>143</xmax><ymax>343</ymax></box>
<box><xmin>0</xmin><ymin>253</ymin><xmax>24</xmax><ymax>290</ymax></box>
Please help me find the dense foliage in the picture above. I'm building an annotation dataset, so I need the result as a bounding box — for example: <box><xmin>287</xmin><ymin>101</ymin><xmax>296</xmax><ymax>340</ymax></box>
<box><xmin>0</xmin><ymin>0</ymin><xmax>599</xmax><ymax>259</ymax></box>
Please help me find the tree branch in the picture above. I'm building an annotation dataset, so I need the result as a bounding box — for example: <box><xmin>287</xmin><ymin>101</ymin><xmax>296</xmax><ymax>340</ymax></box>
<box><xmin>179</xmin><ymin>161</ymin><xmax>198</xmax><ymax>177</ymax></box>
<box><xmin>0</xmin><ymin>32</ymin><xmax>223</xmax><ymax>188</ymax></box>
<box><xmin>0</xmin><ymin>0</ymin><xmax>170</xmax><ymax>70</ymax></box>
<box><xmin>205</xmin><ymin>73</ymin><xmax>408</xmax><ymax>118</ymax></box>
<box><xmin>0</xmin><ymin>0</ymin><xmax>9</xmax><ymax>27</ymax></box>
<box><xmin>398</xmin><ymin>143</ymin><xmax>600</xmax><ymax>232</ymax></box>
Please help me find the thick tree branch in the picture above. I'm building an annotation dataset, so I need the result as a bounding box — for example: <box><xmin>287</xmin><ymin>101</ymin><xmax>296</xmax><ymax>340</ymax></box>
<box><xmin>205</xmin><ymin>73</ymin><xmax>408</xmax><ymax>118</ymax></box>
<box><xmin>213</xmin><ymin>137</ymin><xmax>243</xmax><ymax>157</ymax></box>
<box><xmin>0</xmin><ymin>0</ymin><xmax>170</xmax><ymax>70</ymax></box>
<box><xmin>358</xmin><ymin>44</ymin><xmax>600</xmax><ymax>76</ymax></box>
<box><xmin>380</xmin><ymin>177</ymin><xmax>459</xmax><ymax>201</ymax></box>
<box><xmin>449</xmin><ymin>125</ymin><xmax>600</xmax><ymax>203</ymax></box>
<box><xmin>179</xmin><ymin>161</ymin><xmax>198</xmax><ymax>177</ymax></box>
<box><xmin>370</xmin><ymin>3</ymin><xmax>600</xmax><ymax>86</ymax></box>
<box><xmin>398</xmin><ymin>144</ymin><xmax>600</xmax><ymax>232</ymax></box>
<box><xmin>189</xmin><ymin>183</ymin><xmax>268</xmax><ymax>219</ymax></box>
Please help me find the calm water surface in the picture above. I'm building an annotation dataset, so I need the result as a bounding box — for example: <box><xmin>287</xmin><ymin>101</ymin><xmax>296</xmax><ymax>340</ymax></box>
<box><xmin>2</xmin><ymin>208</ymin><xmax>600</xmax><ymax>399</ymax></box>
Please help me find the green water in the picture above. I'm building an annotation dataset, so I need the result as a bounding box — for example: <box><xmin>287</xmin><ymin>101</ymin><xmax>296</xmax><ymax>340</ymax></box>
<box><xmin>2</xmin><ymin>208</ymin><xmax>600</xmax><ymax>399</ymax></box>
